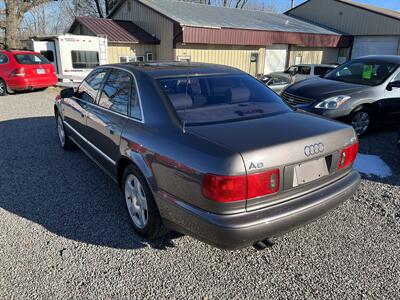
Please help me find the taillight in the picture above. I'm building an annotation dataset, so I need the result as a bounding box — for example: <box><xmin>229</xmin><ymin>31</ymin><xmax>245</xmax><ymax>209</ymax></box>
<box><xmin>202</xmin><ymin>169</ymin><xmax>280</xmax><ymax>202</ymax></box>
<box><xmin>10</xmin><ymin>68</ymin><xmax>26</xmax><ymax>77</ymax></box>
<box><xmin>247</xmin><ymin>169</ymin><xmax>280</xmax><ymax>199</ymax></box>
<box><xmin>202</xmin><ymin>174</ymin><xmax>247</xmax><ymax>202</ymax></box>
<box><xmin>338</xmin><ymin>142</ymin><xmax>359</xmax><ymax>169</ymax></box>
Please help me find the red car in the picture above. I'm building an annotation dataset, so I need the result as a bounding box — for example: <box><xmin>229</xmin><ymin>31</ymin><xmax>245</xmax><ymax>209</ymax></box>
<box><xmin>0</xmin><ymin>49</ymin><xmax>58</xmax><ymax>96</ymax></box>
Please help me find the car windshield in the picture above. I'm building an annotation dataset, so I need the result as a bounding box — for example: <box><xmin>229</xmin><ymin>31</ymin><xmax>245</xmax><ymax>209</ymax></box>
<box><xmin>14</xmin><ymin>54</ymin><xmax>50</xmax><ymax>65</ymax></box>
<box><xmin>158</xmin><ymin>74</ymin><xmax>290</xmax><ymax>125</ymax></box>
<box><xmin>324</xmin><ymin>60</ymin><xmax>398</xmax><ymax>86</ymax></box>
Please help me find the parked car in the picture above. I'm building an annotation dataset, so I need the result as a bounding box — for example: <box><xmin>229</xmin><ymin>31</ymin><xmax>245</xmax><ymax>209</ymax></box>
<box><xmin>0</xmin><ymin>49</ymin><xmax>57</xmax><ymax>96</ymax></box>
<box><xmin>282</xmin><ymin>56</ymin><xmax>400</xmax><ymax>136</ymax></box>
<box><xmin>269</xmin><ymin>64</ymin><xmax>337</xmax><ymax>83</ymax></box>
<box><xmin>55</xmin><ymin>62</ymin><xmax>360</xmax><ymax>249</ymax></box>
<box><xmin>261</xmin><ymin>74</ymin><xmax>291</xmax><ymax>94</ymax></box>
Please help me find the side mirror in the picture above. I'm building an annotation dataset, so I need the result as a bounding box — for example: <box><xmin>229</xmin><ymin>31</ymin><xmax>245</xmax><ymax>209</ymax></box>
<box><xmin>60</xmin><ymin>87</ymin><xmax>74</xmax><ymax>98</ymax></box>
<box><xmin>387</xmin><ymin>81</ymin><xmax>400</xmax><ymax>91</ymax></box>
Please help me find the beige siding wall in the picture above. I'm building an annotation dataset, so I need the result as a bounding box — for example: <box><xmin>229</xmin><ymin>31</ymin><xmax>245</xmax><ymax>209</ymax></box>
<box><xmin>175</xmin><ymin>43</ymin><xmax>266</xmax><ymax>75</ymax></box>
<box><xmin>108</xmin><ymin>43</ymin><xmax>158</xmax><ymax>63</ymax></box>
<box><xmin>288</xmin><ymin>0</ymin><xmax>400</xmax><ymax>35</ymax></box>
<box><xmin>289</xmin><ymin>47</ymin><xmax>339</xmax><ymax>65</ymax></box>
<box><xmin>112</xmin><ymin>0</ymin><xmax>174</xmax><ymax>60</ymax></box>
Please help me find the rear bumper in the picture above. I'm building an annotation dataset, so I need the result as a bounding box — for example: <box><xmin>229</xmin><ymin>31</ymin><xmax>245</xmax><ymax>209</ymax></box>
<box><xmin>7</xmin><ymin>76</ymin><xmax>58</xmax><ymax>90</ymax></box>
<box><xmin>160</xmin><ymin>170</ymin><xmax>361</xmax><ymax>249</ymax></box>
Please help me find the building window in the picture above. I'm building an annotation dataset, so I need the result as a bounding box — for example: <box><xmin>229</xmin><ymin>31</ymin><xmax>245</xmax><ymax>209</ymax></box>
<box><xmin>71</xmin><ymin>51</ymin><xmax>99</xmax><ymax>69</ymax></box>
<box><xmin>146</xmin><ymin>52</ymin><xmax>153</xmax><ymax>61</ymax></box>
<box><xmin>119</xmin><ymin>56</ymin><xmax>137</xmax><ymax>63</ymax></box>
<box><xmin>136</xmin><ymin>56</ymin><xmax>144</xmax><ymax>62</ymax></box>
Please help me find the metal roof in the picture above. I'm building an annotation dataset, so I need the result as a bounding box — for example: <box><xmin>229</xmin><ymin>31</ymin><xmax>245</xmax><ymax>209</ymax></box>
<box><xmin>138</xmin><ymin>0</ymin><xmax>341</xmax><ymax>35</ymax></box>
<box><xmin>70</xmin><ymin>16</ymin><xmax>160</xmax><ymax>44</ymax></box>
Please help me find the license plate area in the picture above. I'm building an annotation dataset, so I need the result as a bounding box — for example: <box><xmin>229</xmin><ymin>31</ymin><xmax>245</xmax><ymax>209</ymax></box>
<box><xmin>292</xmin><ymin>157</ymin><xmax>329</xmax><ymax>187</ymax></box>
<box><xmin>36</xmin><ymin>68</ymin><xmax>45</xmax><ymax>74</ymax></box>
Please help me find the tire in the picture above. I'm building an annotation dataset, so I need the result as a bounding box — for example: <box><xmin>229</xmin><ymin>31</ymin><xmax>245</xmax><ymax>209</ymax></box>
<box><xmin>349</xmin><ymin>108</ymin><xmax>372</xmax><ymax>137</ymax></box>
<box><xmin>0</xmin><ymin>79</ymin><xmax>7</xmax><ymax>96</ymax></box>
<box><xmin>122</xmin><ymin>164</ymin><xmax>167</xmax><ymax>239</ymax></box>
<box><xmin>56</xmin><ymin>112</ymin><xmax>75</xmax><ymax>150</ymax></box>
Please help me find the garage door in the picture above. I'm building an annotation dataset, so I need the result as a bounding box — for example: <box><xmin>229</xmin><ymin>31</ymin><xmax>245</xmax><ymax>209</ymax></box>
<box><xmin>352</xmin><ymin>36</ymin><xmax>399</xmax><ymax>59</ymax></box>
<box><xmin>264</xmin><ymin>44</ymin><xmax>288</xmax><ymax>74</ymax></box>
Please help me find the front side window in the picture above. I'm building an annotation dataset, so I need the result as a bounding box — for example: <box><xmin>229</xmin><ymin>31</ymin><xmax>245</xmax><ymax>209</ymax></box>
<box><xmin>98</xmin><ymin>69</ymin><xmax>131</xmax><ymax>115</ymax></box>
<box><xmin>71</xmin><ymin>51</ymin><xmax>99</xmax><ymax>69</ymax></box>
<box><xmin>324</xmin><ymin>61</ymin><xmax>399</xmax><ymax>86</ymax></box>
<box><xmin>298</xmin><ymin>66</ymin><xmax>311</xmax><ymax>75</ymax></box>
<box><xmin>76</xmin><ymin>69</ymin><xmax>107</xmax><ymax>102</ymax></box>
<box><xmin>158</xmin><ymin>74</ymin><xmax>290</xmax><ymax>125</ymax></box>
<box><xmin>14</xmin><ymin>54</ymin><xmax>49</xmax><ymax>65</ymax></box>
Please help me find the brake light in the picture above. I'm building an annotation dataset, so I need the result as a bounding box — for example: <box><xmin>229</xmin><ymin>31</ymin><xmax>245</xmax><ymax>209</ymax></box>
<box><xmin>202</xmin><ymin>174</ymin><xmax>247</xmax><ymax>202</ymax></box>
<box><xmin>202</xmin><ymin>169</ymin><xmax>280</xmax><ymax>202</ymax></box>
<box><xmin>10</xmin><ymin>68</ymin><xmax>26</xmax><ymax>77</ymax></box>
<box><xmin>338</xmin><ymin>142</ymin><xmax>359</xmax><ymax>169</ymax></box>
<box><xmin>247</xmin><ymin>169</ymin><xmax>280</xmax><ymax>199</ymax></box>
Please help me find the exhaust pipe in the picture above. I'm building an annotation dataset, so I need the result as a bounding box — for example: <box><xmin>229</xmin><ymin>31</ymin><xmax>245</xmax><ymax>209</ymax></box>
<box><xmin>253</xmin><ymin>238</ymin><xmax>275</xmax><ymax>250</ymax></box>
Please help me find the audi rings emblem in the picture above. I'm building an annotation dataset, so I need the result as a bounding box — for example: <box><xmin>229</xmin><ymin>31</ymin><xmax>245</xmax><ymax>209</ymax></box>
<box><xmin>304</xmin><ymin>143</ymin><xmax>325</xmax><ymax>157</ymax></box>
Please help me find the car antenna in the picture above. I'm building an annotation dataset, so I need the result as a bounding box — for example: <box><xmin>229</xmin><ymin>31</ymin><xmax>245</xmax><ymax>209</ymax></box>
<box><xmin>182</xmin><ymin>69</ymin><xmax>190</xmax><ymax>134</ymax></box>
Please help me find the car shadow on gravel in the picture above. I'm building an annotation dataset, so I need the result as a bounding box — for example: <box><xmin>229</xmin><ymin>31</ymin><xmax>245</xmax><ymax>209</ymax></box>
<box><xmin>0</xmin><ymin>116</ymin><xmax>181</xmax><ymax>250</ymax></box>
<box><xmin>358</xmin><ymin>127</ymin><xmax>400</xmax><ymax>186</ymax></box>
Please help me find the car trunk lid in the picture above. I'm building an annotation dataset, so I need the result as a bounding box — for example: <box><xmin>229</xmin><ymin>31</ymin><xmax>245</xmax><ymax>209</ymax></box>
<box><xmin>188</xmin><ymin>111</ymin><xmax>357</xmax><ymax>211</ymax></box>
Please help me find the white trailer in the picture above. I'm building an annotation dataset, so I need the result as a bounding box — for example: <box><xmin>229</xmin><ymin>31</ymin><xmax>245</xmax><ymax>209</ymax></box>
<box><xmin>26</xmin><ymin>34</ymin><xmax>108</xmax><ymax>84</ymax></box>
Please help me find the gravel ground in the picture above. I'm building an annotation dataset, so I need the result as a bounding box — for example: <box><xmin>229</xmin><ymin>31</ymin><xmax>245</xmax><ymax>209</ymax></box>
<box><xmin>0</xmin><ymin>89</ymin><xmax>399</xmax><ymax>299</ymax></box>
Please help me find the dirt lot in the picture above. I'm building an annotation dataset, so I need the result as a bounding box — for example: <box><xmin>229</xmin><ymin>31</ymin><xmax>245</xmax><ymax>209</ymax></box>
<box><xmin>0</xmin><ymin>89</ymin><xmax>399</xmax><ymax>299</ymax></box>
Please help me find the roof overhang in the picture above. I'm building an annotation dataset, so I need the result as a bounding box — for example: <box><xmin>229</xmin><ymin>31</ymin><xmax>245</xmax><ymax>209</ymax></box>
<box><xmin>180</xmin><ymin>26</ymin><xmax>353</xmax><ymax>48</ymax></box>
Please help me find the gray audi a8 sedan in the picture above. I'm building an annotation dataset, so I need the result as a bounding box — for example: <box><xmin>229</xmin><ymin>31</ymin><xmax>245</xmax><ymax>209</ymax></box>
<box><xmin>55</xmin><ymin>62</ymin><xmax>360</xmax><ymax>249</ymax></box>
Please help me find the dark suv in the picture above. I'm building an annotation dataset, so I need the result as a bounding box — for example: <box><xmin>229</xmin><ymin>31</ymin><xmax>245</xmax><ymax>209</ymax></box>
<box><xmin>282</xmin><ymin>56</ymin><xmax>400</xmax><ymax>136</ymax></box>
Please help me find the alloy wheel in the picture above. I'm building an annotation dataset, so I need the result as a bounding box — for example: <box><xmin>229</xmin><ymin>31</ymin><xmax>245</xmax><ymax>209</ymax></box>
<box><xmin>125</xmin><ymin>174</ymin><xmax>148</xmax><ymax>229</ymax></box>
<box><xmin>351</xmin><ymin>111</ymin><xmax>370</xmax><ymax>136</ymax></box>
<box><xmin>57</xmin><ymin>115</ymin><xmax>66</xmax><ymax>147</ymax></box>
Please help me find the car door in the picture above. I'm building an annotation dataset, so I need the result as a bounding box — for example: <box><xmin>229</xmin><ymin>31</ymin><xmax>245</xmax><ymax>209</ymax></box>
<box><xmin>62</xmin><ymin>68</ymin><xmax>107</xmax><ymax>143</ymax></box>
<box><xmin>85</xmin><ymin>68</ymin><xmax>134</xmax><ymax>173</ymax></box>
<box><xmin>379</xmin><ymin>70</ymin><xmax>400</xmax><ymax>124</ymax></box>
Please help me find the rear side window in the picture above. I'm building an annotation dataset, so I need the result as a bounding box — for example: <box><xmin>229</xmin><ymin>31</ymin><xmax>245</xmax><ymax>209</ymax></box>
<box><xmin>71</xmin><ymin>51</ymin><xmax>99</xmax><ymax>69</ymax></box>
<box><xmin>14</xmin><ymin>54</ymin><xmax>49</xmax><ymax>65</ymax></box>
<box><xmin>40</xmin><ymin>51</ymin><xmax>55</xmax><ymax>63</ymax></box>
<box><xmin>98</xmin><ymin>69</ymin><xmax>132</xmax><ymax>115</ymax></box>
<box><xmin>76</xmin><ymin>69</ymin><xmax>107</xmax><ymax>103</ymax></box>
<box><xmin>314</xmin><ymin>67</ymin><xmax>334</xmax><ymax>76</ymax></box>
<box><xmin>0</xmin><ymin>54</ymin><xmax>8</xmax><ymax>64</ymax></box>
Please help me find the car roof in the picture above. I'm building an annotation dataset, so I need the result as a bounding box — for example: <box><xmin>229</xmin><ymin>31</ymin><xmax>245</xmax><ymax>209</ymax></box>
<box><xmin>0</xmin><ymin>49</ymin><xmax>40</xmax><ymax>55</ymax></box>
<box><xmin>353</xmin><ymin>55</ymin><xmax>400</xmax><ymax>64</ymax></box>
<box><xmin>104</xmin><ymin>61</ymin><xmax>243</xmax><ymax>78</ymax></box>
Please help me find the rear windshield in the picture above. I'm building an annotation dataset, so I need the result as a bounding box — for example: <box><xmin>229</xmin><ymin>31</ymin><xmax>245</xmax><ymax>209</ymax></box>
<box><xmin>324</xmin><ymin>61</ymin><xmax>398</xmax><ymax>86</ymax></box>
<box><xmin>14</xmin><ymin>54</ymin><xmax>50</xmax><ymax>65</ymax></box>
<box><xmin>158</xmin><ymin>74</ymin><xmax>290</xmax><ymax>125</ymax></box>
